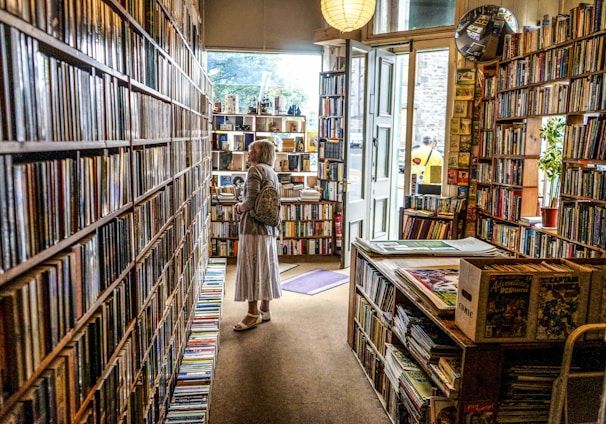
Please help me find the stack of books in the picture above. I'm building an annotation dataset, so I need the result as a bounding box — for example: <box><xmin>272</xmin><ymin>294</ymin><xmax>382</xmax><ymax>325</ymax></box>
<box><xmin>300</xmin><ymin>189</ymin><xmax>321</xmax><ymax>201</ymax></box>
<box><xmin>165</xmin><ymin>259</ymin><xmax>226</xmax><ymax>423</ymax></box>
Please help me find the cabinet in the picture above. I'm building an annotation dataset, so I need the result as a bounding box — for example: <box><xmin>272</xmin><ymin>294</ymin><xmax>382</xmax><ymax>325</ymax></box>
<box><xmin>0</xmin><ymin>2</ymin><xmax>212</xmax><ymax>423</ymax></box>
<box><xmin>474</xmin><ymin>8</ymin><xmax>606</xmax><ymax>258</ymax></box>
<box><xmin>210</xmin><ymin>200</ymin><xmax>335</xmax><ymax>257</ymax></box>
<box><xmin>348</xmin><ymin>240</ymin><xmax>604</xmax><ymax>423</ymax></box>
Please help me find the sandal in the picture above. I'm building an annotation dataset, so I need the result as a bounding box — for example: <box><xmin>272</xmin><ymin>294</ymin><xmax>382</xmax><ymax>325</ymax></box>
<box><xmin>233</xmin><ymin>313</ymin><xmax>262</xmax><ymax>331</ymax></box>
<box><xmin>260</xmin><ymin>308</ymin><xmax>271</xmax><ymax>322</ymax></box>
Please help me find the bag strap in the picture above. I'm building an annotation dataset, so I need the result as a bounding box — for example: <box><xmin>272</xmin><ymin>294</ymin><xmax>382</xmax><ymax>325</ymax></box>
<box><xmin>424</xmin><ymin>149</ymin><xmax>433</xmax><ymax>167</ymax></box>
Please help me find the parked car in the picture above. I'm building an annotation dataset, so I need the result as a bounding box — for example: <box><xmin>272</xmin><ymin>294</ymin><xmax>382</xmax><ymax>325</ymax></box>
<box><xmin>349</xmin><ymin>133</ymin><xmax>363</xmax><ymax>148</ymax></box>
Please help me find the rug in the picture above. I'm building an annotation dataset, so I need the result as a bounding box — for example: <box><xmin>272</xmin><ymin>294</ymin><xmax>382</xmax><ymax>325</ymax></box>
<box><xmin>279</xmin><ymin>263</ymin><xmax>299</xmax><ymax>273</ymax></box>
<box><xmin>281</xmin><ymin>269</ymin><xmax>349</xmax><ymax>295</ymax></box>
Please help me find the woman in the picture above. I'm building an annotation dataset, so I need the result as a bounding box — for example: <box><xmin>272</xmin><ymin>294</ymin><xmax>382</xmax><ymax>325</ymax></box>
<box><xmin>233</xmin><ymin>139</ymin><xmax>282</xmax><ymax>331</ymax></box>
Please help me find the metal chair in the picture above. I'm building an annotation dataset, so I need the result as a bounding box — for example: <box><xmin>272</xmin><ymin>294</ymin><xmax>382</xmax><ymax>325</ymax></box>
<box><xmin>548</xmin><ymin>323</ymin><xmax>606</xmax><ymax>424</ymax></box>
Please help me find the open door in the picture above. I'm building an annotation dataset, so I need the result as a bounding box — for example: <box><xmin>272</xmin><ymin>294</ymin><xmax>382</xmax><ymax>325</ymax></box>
<box><xmin>368</xmin><ymin>48</ymin><xmax>396</xmax><ymax>242</ymax></box>
<box><xmin>340</xmin><ymin>42</ymin><xmax>396</xmax><ymax>268</ymax></box>
<box><xmin>341</xmin><ymin>40</ymin><xmax>371</xmax><ymax>268</ymax></box>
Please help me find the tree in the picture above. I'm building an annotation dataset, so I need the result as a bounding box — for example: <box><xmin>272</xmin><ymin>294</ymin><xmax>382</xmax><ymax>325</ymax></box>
<box><xmin>208</xmin><ymin>52</ymin><xmax>309</xmax><ymax>113</ymax></box>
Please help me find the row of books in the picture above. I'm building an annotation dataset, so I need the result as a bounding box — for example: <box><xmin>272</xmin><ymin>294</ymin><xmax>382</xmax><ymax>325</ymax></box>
<box><xmin>134</xmin><ymin>188</ymin><xmax>173</xmax><ymax>252</ymax></box>
<box><xmin>278</xmin><ymin>238</ymin><xmax>333</xmax><ymax>255</ymax></box>
<box><xmin>527</xmin><ymin>82</ymin><xmax>569</xmax><ymax>115</ymax></box>
<box><xmin>318</xmin><ymin>138</ymin><xmax>343</xmax><ymax>160</ymax></box>
<box><xmin>165</xmin><ymin>259</ymin><xmax>225</xmax><ymax>423</ymax></box>
<box><xmin>497</xmin><ymin>47</ymin><xmax>571</xmax><ymax>90</ymax></box>
<box><xmin>477</xmin><ymin>216</ymin><xmax>521</xmax><ymax>251</ymax></box>
<box><xmin>519</xmin><ymin>225</ymin><xmax>603</xmax><ymax>258</ymax></box>
<box><xmin>210</xmin><ymin>221</ymin><xmax>239</xmax><ymax>238</ymax></box>
<box><xmin>280</xmin><ymin>202</ymin><xmax>334</xmax><ymax>220</ymax></box>
<box><xmin>496</xmin><ymin>88</ymin><xmax>529</xmax><ymax>118</ymax></box>
<box><xmin>320</xmin><ymin>72</ymin><xmax>345</xmax><ymax>96</ymax></box>
<box><xmin>400</xmin><ymin>215</ymin><xmax>455</xmax><ymax>241</ymax></box>
<box><xmin>568</xmin><ymin>73</ymin><xmax>606</xmax><ymax>112</ymax></box>
<box><xmin>559</xmin><ymin>201</ymin><xmax>606</xmax><ymax>249</ymax></box>
<box><xmin>564</xmin><ymin>114</ymin><xmax>606</xmax><ymax>161</ymax></box>
<box><xmin>494</xmin><ymin>123</ymin><xmax>527</xmax><ymax>156</ymax></box>
<box><xmin>493</xmin><ymin>158</ymin><xmax>529</xmax><ymax>186</ymax></box>
<box><xmin>318</xmin><ymin>180</ymin><xmax>343</xmax><ymax>202</ymax></box>
<box><xmin>403</xmin><ymin>195</ymin><xmax>466</xmax><ymax>215</ymax></box>
<box><xmin>501</xmin><ymin>3</ymin><xmax>606</xmax><ymax>60</ymax></box>
<box><xmin>318</xmin><ymin>117</ymin><xmax>344</xmax><ymax>140</ymax></box>
<box><xmin>354</xmin><ymin>258</ymin><xmax>396</xmax><ymax>313</ymax></box>
<box><xmin>319</xmin><ymin>96</ymin><xmax>344</xmax><ymax>116</ymax></box>
<box><xmin>0</xmin><ymin>23</ymin><xmax>136</xmax><ymax>143</ymax></box>
<box><xmin>352</xmin><ymin>326</ymin><xmax>386</xmax><ymax>399</ymax></box>
<box><xmin>356</xmin><ymin>296</ymin><xmax>389</xmax><ymax>357</ymax></box>
<box><xmin>133</xmin><ymin>145</ymin><xmax>172</xmax><ymax>197</ymax></box>
<box><xmin>279</xmin><ymin>221</ymin><xmax>332</xmax><ymax>238</ymax></box>
<box><xmin>561</xmin><ymin>166</ymin><xmax>606</xmax><ymax>201</ymax></box>
<box><xmin>317</xmin><ymin>160</ymin><xmax>344</xmax><ymax>181</ymax></box>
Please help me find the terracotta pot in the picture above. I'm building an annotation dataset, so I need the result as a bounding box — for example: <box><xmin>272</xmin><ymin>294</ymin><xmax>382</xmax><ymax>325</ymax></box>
<box><xmin>541</xmin><ymin>207</ymin><xmax>559</xmax><ymax>228</ymax></box>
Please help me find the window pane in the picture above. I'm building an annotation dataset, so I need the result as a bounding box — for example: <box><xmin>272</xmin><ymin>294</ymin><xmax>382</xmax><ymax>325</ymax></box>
<box><xmin>374</xmin><ymin>0</ymin><xmax>455</xmax><ymax>34</ymax></box>
<box><xmin>207</xmin><ymin>52</ymin><xmax>321</xmax><ymax>124</ymax></box>
<box><xmin>411</xmin><ymin>49</ymin><xmax>449</xmax><ymax>186</ymax></box>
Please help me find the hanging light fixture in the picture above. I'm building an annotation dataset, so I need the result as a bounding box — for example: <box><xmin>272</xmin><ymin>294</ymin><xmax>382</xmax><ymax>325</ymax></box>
<box><xmin>320</xmin><ymin>0</ymin><xmax>377</xmax><ymax>32</ymax></box>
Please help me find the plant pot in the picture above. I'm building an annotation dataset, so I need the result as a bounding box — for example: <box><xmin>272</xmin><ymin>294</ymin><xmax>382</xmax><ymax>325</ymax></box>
<box><xmin>541</xmin><ymin>206</ymin><xmax>559</xmax><ymax>228</ymax></box>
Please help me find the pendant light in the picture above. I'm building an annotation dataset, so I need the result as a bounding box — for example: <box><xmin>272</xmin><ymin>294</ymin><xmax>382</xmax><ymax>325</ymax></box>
<box><xmin>320</xmin><ymin>0</ymin><xmax>377</xmax><ymax>32</ymax></box>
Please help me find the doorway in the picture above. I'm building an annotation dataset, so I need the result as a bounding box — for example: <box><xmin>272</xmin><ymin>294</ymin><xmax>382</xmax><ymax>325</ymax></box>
<box><xmin>390</xmin><ymin>40</ymin><xmax>452</xmax><ymax>237</ymax></box>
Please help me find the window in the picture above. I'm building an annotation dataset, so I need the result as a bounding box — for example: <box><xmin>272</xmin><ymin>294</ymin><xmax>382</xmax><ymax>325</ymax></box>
<box><xmin>373</xmin><ymin>0</ymin><xmax>456</xmax><ymax>34</ymax></box>
<box><xmin>207</xmin><ymin>52</ymin><xmax>321</xmax><ymax>125</ymax></box>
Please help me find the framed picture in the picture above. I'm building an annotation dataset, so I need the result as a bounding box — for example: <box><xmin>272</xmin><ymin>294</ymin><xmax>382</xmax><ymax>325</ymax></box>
<box><xmin>455</xmin><ymin>85</ymin><xmax>474</xmax><ymax>100</ymax></box>
<box><xmin>456</xmin><ymin>68</ymin><xmax>476</xmax><ymax>85</ymax></box>
<box><xmin>451</xmin><ymin>118</ymin><xmax>461</xmax><ymax>134</ymax></box>
<box><xmin>460</xmin><ymin>118</ymin><xmax>472</xmax><ymax>134</ymax></box>
<box><xmin>453</xmin><ymin>100</ymin><xmax>469</xmax><ymax>117</ymax></box>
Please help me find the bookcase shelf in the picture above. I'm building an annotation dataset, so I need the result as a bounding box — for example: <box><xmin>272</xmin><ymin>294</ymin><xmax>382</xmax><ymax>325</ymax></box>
<box><xmin>0</xmin><ymin>2</ymin><xmax>213</xmax><ymax>423</ymax></box>
<box><xmin>348</xmin><ymin>240</ymin><xmax>604</xmax><ymax>423</ymax></box>
<box><xmin>210</xmin><ymin>200</ymin><xmax>335</xmax><ymax>258</ymax></box>
<box><xmin>473</xmin><ymin>9</ymin><xmax>606</xmax><ymax>259</ymax></box>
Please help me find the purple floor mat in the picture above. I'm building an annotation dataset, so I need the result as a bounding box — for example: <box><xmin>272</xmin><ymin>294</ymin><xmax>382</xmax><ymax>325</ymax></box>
<box><xmin>281</xmin><ymin>269</ymin><xmax>349</xmax><ymax>295</ymax></box>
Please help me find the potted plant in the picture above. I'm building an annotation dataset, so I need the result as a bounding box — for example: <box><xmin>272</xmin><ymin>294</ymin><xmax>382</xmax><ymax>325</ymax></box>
<box><xmin>538</xmin><ymin>116</ymin><xmax>565</xmax><ymax>227</ymax></box>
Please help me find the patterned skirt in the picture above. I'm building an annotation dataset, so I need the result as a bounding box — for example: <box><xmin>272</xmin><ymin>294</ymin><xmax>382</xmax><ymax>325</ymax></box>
<box><xmin>234</xmin><ymin>234</ymin><xmax>282</xmax><ymax>301</ymax></box>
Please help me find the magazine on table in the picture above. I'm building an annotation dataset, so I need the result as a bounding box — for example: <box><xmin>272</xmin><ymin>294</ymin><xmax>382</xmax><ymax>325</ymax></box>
<box><xmin>355</xmin><ymin>236</ymin><xmax>500</xmax><ymax>256</ymax></box>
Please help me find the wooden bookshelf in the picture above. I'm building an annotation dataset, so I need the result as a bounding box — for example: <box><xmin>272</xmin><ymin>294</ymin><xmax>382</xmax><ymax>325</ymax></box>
<box><xmin>0</xmin><ymin>2</ymin><xmax>213</xmax><ymax>423</ymax></box>
<box><xmin>348</xmin><ymin>240</ymin><xmax>605</xmax><ymax>423</ymax></box>
<box><xmin>474</xmin><ymin>5</ymin><xmax>606</xmax><ymax>259</ymax></box>
<box><xmin>210</xmin><ymin>199</ymin><xmax>335</xmax><ymax>257</ymax></box>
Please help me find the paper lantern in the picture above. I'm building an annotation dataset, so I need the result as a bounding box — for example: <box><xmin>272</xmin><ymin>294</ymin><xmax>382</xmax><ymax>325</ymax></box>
<box><xmin>321</xmin><ymin>0</ymin><xmax>376</xmax><ymax>32</ymax></box>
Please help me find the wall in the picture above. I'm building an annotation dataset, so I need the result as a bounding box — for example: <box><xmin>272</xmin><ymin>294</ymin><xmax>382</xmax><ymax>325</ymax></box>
<box><xmin>203</xmin><ymin>0</ymin><xmax>324</xmax><ymax>52</ymax></box>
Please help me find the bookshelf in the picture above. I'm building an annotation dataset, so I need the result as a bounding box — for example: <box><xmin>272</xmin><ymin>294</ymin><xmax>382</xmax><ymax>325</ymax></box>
<box><xmin>348</xmin><ymin>240</ymin><xmax>604</xmax><ymax>423</ymax></box>
<box><xmin>210</xmin><ymin>200</ymin><xmax>335</xmax><ymax>257</ymax></box>
<box><xmin>210</xmin><ymin>113</ymin><xmax>317</xmax><ymax>190</ymax></box>
<box><xmin>317</xmin><ymin>69</ymin><xmax>346</xmax><ymax>256</ymax></box>
<box><xmin>0</xmin><ymin>2</ymin><xmax>213</xmax><ymax>423</ymax></box>
<box><xmin>399</xmin><ymin>195</ymin><xmax>466</xmax><ymax>240</ymax></box>
<box><xmin>474</xmin><ymin>4</ymin><xmax>606</xmax><ymax>259</ymax></box>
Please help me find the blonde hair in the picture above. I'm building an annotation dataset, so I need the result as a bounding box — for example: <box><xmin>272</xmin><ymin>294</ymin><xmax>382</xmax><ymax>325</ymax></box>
<box><xmin>249</xmin><ymin>139</ymin><xmax>276</xmax><ymax>166</ymax></box>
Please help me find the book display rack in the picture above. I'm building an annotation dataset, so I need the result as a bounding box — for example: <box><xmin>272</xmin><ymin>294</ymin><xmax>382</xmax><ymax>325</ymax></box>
<box><xmin>165</xmin><ymin>258</ymin><xmax>225</xmax><ymax>423</ymax></box>
<box><xmin>210</xmin><ymin>200</ymin><xmax>335</xmax><ymax>257</ymax></box>
<box><xmin>348</xmin><ymin>239</ymin><xmax>604</xmax><ymax>423</ymax></box>
<box><xmin>474</xmin><ymin>2</ymin><xmax>606</xmax><ymax>259</ymax></box>
<box><xmin>0</xmin><ymin>2</ymin><xmax>213</xmax><ymax>423</ymax></box>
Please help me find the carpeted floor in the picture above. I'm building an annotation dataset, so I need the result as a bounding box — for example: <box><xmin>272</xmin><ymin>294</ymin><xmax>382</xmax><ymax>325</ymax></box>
<box><xmin>208</xmin><ymin>259</ymin><xmax>391</xmax><ymax>424</ymax></box>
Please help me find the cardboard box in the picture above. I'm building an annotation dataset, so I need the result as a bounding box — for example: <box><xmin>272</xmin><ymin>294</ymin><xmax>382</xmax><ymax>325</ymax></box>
<box><xmin>456</xmin><ymin>258</ymin><xmax>591</xmax><ymax>343</ymax></box>
<box><xmin>563</xmin><ymin>258</ymin><xmax>606</xmax><ymax>340</ymax></box>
